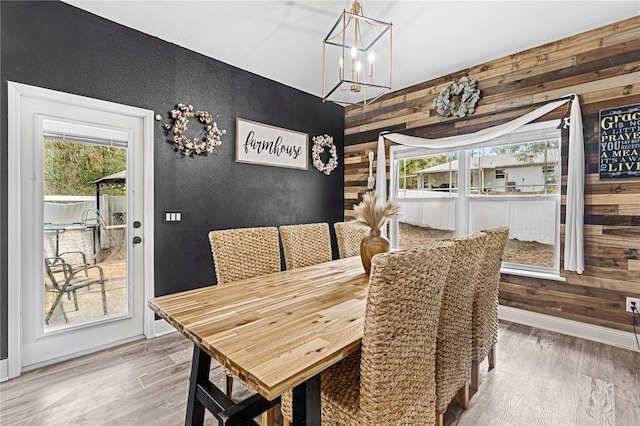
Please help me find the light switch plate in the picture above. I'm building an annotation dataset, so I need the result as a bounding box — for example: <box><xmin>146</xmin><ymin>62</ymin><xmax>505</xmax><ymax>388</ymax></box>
<box><xmin>163</xmin><ymin>211</ymin><xmax>182</xmax><ymax>223</ymax></box>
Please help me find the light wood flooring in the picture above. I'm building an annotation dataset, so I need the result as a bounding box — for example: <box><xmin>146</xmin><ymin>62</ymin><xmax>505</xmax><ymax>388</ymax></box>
<box><xmin>1</xmin><ymin>320</ymin><xmax>638</xmax><ymax>425</ymax></box>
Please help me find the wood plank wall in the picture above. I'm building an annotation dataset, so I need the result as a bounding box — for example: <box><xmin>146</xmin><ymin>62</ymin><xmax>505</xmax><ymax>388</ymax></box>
<box><xmin>343</xmin><ymin>16</ymin><xmax>640</xmax><ymax>333</ymax></box>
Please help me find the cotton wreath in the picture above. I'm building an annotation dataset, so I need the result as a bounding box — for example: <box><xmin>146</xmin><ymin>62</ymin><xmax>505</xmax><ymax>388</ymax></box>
<box><xmin>432</xmin><ymin>76</ymin><xmax>481</xmax><ymax>118</ymax></box>
<box><xmin>312</xmin><ymin>134</ymin><xmax>338</xmax><ymax>175</ymax></box>
<box><xmin>155</xmin><ymin>103</ymin><xmax>226</xmax><ymax>156</ymax></box>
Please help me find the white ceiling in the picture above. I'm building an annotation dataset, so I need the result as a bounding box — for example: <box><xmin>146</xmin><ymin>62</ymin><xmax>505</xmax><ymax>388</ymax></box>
<box><xmin>63</xmin><ymin>1</ymin><xmax>639</xmax><ymax>102</ymax></box>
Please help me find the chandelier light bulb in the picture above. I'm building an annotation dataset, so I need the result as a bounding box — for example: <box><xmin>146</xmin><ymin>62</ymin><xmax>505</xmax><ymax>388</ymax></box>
<box><xmin>368</xmin><ymin>52</ymin><xmax>374</xmax><ymax>78</ymax></box>
<box><xmin>350</xmin><ymin>46</ymin><xmax>358</xmax><ymax>81</ymax></box>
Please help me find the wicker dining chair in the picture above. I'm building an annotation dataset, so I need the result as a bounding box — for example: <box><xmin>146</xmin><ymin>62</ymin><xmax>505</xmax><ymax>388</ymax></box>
<box><xmin>279</xmin><ymin>222</ymin><xmax>333</xmax><ymax>269</ymax></box>
<box><xmin>471</xmin><ymin>226</ymin><xmax>509</xmax><ymax>392</ymax></box>
<box><xmin>320</xmin><ymin>242</ymin><xmax>456</xmax><ymax>425</ymax></box>
<box><xmin>208</xmin><ymin>226</ymin><xmax>281</xmax><ymax>426</ymax></box>
<box><xmin>209</xmin><ymin>226</ymin><xmax>281</xmax><ymax>285</ymax></box>
<box><xmin>334</xmin><ymin>221</ymin><xmax>369</xmax><ymax>258</ymax></box>
<box><xmin>278</xmin><ymin>222</ymin><xmax>333</xmax><ymax>425</ymax></box>
<box><xmin>435</xmin><ymin>232</ymin><xmax>488</xmax><ymax>426</ymax></box>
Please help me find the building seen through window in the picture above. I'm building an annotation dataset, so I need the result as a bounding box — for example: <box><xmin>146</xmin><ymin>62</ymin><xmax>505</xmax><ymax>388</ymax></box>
<box><xmin>392</xmin><ymin>122</ymin><xmax>561</xmax><ymax>273</ymax></box>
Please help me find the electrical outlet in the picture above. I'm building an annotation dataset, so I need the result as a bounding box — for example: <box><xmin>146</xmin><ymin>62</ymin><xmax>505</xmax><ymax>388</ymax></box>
<box><xmin>626</xmin><ymin>297</ymin><xmax>640</xmax><ymax>313</ymax></box>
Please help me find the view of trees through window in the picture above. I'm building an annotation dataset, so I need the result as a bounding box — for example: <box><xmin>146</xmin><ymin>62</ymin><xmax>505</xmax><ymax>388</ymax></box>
<box><xmin>44</xmin><ymin>139</ymin><xmax>127</xmax><ymax>196</ymax></box>
<box><xmin>398</xmin><ymin>153</ymin><xmax>454</xmax><ymax>190</ymax></box>
<box><xmin>397</xmin><ymin>139</ymin><xmax>559</xmax><ymax>195</ymax></box>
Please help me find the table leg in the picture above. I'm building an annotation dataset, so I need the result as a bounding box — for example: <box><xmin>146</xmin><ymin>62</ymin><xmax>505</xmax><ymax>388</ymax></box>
<box><xmin>291</xmin><ymin>374</ymin><xmax>321</xmax><ymax>426</ymax></box>
<box><xmin>186</xmin><ymin>344</ymin><xmax>212</xmax><ymax>426</ymax></box>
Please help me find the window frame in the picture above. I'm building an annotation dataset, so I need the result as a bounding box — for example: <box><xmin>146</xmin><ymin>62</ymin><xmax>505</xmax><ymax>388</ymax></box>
<box><xmin>389</xmin><ymin>120</ymin><xmax>562</xmax><ymax>278</ymax></box>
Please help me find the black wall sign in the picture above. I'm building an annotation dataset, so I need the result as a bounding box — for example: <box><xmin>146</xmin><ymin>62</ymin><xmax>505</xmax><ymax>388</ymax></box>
<box><xmin>599</xmin><ymin>104</ymin><xmax>640</xmax><ymax>179</ymax></box>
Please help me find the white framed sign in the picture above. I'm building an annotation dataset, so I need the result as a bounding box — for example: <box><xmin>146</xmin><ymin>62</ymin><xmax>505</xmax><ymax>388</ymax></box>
<box><xmin>236</xmin><ymin>118</ymin><xmax>308</xmax><ymax>170</ymax></box>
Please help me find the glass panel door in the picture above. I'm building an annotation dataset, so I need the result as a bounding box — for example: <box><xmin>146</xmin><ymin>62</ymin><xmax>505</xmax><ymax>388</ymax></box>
<box><xmin>16</xmin><ymin>84</ymin><xmax>146</xmax><ymax>370</ymax></box>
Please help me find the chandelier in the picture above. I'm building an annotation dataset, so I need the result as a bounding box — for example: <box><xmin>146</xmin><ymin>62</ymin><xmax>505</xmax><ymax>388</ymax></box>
<box><xmin>322</xmin><ymin>1</ymin><xmax>392</xmax><ymax>107</ymax></box>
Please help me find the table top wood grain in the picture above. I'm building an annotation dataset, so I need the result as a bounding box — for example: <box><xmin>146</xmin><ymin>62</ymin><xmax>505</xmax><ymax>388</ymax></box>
<box><xmin>148</xmin><ymin>256</ymin><xmax>369</xmax><ymax>401</ymax></box>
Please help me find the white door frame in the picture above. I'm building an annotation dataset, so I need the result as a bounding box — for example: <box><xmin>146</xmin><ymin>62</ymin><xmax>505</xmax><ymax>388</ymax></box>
<box><xmin>6</xmin><ymin>81</ymin><xmax>156</xmax><ymax>379</ymax></box>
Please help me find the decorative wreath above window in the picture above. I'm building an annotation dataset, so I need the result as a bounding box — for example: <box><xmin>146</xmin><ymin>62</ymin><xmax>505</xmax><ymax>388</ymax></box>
<box><xmin>155</xmin><ymin>103</ymin><xmax>226</xmax><ymax>156</ymax></box>
<box><xmin>312</xmin><ymin>134</ymin><xmax>338</xmax><ymax>175</ymax></box>
<box><xmin>432</xmin><ymin>76</ymin><xmax>481</xmax><ymax>118</ymax></box>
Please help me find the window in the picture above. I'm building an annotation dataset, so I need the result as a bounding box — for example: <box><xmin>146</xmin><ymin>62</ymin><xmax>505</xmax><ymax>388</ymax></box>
<box><xmin>390</xmin><ymin>121</ymin><xmax>561</xmax><ymax>275</ymax></box>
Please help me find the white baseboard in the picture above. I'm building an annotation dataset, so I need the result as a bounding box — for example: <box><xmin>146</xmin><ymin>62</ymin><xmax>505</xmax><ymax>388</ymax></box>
<box><xmin>153</xmin><ymin>318</ymin><xmax>177</xmax><ymax>337</ymax></box>
<box><xmin>1</xmin><ymin>359</ymin><xmax>8</xmax><ymax>382</ymax></box>
<box><xmin>499</xmin><ymin>305</ymin><xmax>640</xmax><ymax>352</ymax></box>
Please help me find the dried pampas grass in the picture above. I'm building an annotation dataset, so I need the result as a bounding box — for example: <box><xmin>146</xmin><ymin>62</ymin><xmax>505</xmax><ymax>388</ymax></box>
<box><xmin>353</xmin><ymin>191</ymin><xmax>401</xmax><ymax>231</ymax></box>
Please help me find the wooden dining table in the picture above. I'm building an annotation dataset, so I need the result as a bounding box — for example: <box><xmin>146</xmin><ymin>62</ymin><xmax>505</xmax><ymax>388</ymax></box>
<box><xmin>148</xmin><ymin>255</ymin><xmax>370</xmax><ymax>426</ymax></box>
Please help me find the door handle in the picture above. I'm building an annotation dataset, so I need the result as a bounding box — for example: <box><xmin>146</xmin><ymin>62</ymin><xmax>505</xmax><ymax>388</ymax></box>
<box><xmin>133</xmin><ymin>236</ymin><xmax>142</xmax><ymax>244</ymax></box>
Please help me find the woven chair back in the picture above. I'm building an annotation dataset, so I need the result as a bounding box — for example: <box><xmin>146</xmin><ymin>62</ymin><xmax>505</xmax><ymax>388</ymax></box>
<box><xmin>208</xmin><ymin>227</ymin><xmax>281</xmax><ymax>284</ymax></box>
<box><xmin>334</xmin><ymin>221</ymin><xmax>369</xmax><ymax>258</ymax></box>
<box><xmin>357</xmin><ymin>242</ymin><xmax>456</xmax><ymax>425</ymax></box>
<box><xmin>435</xmin><ymin>231</ymin><xmax>488</xmax><ymax>413</ymax></box>
<box><xmin>472</xmin><ymin>226</ymin><xmax>509</xmax><ymax>362</ymax></box>
<box><xmin>279</xmin><ymin>223</ymin><xmax>332</xmax><ymax>270</ymax></box>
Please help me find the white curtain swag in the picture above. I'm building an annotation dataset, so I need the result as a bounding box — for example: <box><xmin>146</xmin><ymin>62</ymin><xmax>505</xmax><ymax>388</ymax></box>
<box><xmin>376</xmin><ymin>94</ymin><xmax>584</xmax><ymax>274</ymax></box>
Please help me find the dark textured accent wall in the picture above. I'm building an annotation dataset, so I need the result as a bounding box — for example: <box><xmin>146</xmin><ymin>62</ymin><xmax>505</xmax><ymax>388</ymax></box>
<box><xmin>0</xmin><ymin>1</ymin><xmax>345</xmax><ymax>359</ymax></box>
